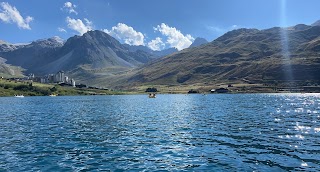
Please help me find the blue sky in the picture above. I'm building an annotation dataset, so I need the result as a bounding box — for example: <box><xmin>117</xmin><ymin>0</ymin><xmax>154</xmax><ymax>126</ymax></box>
<box><xmin>0</xmin><ymin>0</ymin><xmax>319</xmax><ymax>50</ymax></box>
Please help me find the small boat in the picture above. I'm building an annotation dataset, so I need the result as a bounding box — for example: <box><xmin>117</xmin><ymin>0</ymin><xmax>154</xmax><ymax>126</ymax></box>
<box><xmin>14</xmin><ymin>95</ymin><xmax>24</xmax><ymax>98</ymax></box>
<box><xmin>49</xmin><ymin>94</ymin><xmax>57</xmax><ymax>97</ymax></box>
<box><xmin>148</xmin><ymin>93</ymin><xmax>156</xmax><ymax>98</ymax></box>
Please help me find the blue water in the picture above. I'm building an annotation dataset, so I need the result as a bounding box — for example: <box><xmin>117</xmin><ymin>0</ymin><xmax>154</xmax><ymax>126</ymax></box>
<box><xmin>0</xmin><ymin>94</ymin><xmax>320</xmax><ymax>171</ymax></box>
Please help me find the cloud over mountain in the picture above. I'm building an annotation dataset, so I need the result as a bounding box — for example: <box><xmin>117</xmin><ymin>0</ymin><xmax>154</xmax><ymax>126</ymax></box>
<box><xmin>66</xmin><ymin>17</ymin><xmax>93</xmax><ymax>35</ymax></box>
<box><xmin>58</xmin><ymin>27</ymin><xmax>67</xmax><ymax>33</ymax></box>
<box><xmin>154</xmin><ymin>23</ymin><xmax>194</xmax><ymax>50</ymax></box>
<box><xmin>104</xmin><ymin>23</ymin><xmax>145</xmax><ymax>46</ymax></box>
<box><xmin>0</xmin><ymin>2</ymin><xmax>33</xmax><ymax>29</ymax></box>
<box><xmin>147</xmin><ymin>37</ymin><xmax>165</xmax><ymax>51</ymax></box>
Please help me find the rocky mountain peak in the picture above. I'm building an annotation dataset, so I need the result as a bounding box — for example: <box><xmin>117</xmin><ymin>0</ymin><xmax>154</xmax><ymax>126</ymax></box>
<box><xmin>291</xmin><ymin>24</ymin><xmax>311</xmax><ymax>31</ymax></box>
<box><xmin>215</xmin><ymin>28</ymin><xmax>259</xmax><ymax>42</ymax></box>
<box><xmin>65</xmin><ymin>30</ymin><xmax>124</xmax><ymax>50</ymax></box>
<box><xmin>189</xmin><ymin>37</ymin><xmax>208</xmax><ymax>48</ymax></box>
<box><xmin>49</xmin><ymin>36</ymin><xmax>64</xmax><ymax>44</ymax></box>
<box><xmin>30</xmin><ymin>37</ymin><xmax>64</xmax><ymax>48</ymax></box>
<box><xmin>0</xmin><ymin>40</ymin><xmax>17</xmax><ymax>52</ymax></box>
<box><xmin>311</xmin><ymin>20</ymin><xmax>320</xmax><ymax>26</ymax></box>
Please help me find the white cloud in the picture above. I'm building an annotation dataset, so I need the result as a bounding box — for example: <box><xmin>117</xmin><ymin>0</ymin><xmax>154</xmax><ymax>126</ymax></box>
<box><xmin>104</xmin><ymin>23</ymin><xmax>145</xmax><ymax>46</ymax></box>
<box><xmin>154</xmin><ymin>23</ymin><xmax>194</xmax><ymax>50</ymax></box>
<box><xmin>58</xmin><ymin>27</ymin><xmax>67</xmax><ymax>33</ymax></box>
<box><xmin>0</xmin><ymin>2</ymin><xmax>33</xmax><ymax>30</ymax></box>
<box><xmin>232</xmin><ymin>25</ymin><xmax>239</xmax><ymax>29</ymax></box>
<box><xmin>147</xmin><ymin>37</ymin><xmax>165</xmax><ymax>51</ymax></box>
<box><xmin>66</xmin><ymin>17</ymin><xmax>93</xmax><ymax>35</ymax></box>
<box><xmin>62</xmin><ymin>2</ymin><xmax>78</xmax><ymax>15</ymax></box>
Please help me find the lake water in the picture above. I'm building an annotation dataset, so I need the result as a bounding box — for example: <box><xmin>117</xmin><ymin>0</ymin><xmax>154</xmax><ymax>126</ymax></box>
<box><xmin>0</xmin><ymin>94</ymin><xmax>320</xmax><ymax>171</ymax></box>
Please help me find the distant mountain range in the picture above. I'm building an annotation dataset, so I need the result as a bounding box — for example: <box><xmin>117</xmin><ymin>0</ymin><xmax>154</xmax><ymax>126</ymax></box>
<box><xmin>0</xmin><ymin>30</ymin><xmax>190</xmax><ymax>78</ymax></box>
<box><xmin>123</xmin><ymin>44</ymin><xmax>178</xmax><ymax>57</ymax></box>
<box><xmin>1</xmin><ymin>21</ymin><xmax>320</xmax><ymax>88</ymax></box>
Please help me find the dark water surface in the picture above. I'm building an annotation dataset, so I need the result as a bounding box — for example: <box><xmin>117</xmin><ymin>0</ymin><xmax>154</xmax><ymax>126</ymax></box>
<box><xmin>0</xmin><ymin>94</ymin><xmax>320</xmax><ymax>171</ymax></box>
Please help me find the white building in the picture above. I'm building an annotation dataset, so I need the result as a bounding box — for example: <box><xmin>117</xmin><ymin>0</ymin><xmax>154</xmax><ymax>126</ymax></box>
<box><xmin>55</xmin><ymin>71</ymin><xmax>64</xmax><ymax>83</ymax></box>
<box><xmin>71</xmin><ymin>79</ymin><xmax>76</xmax><ymax>87</ymax></box>
<box><xmin>64</xmin><ymin>76</ymin><xmax>69</xmax><ymax>83</ymax></box>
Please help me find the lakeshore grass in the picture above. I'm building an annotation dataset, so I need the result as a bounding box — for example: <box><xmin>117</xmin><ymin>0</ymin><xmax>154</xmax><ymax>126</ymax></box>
<box><xmin>0</xmin><ymin>79</ymin><xmax>128</xmax><ymax>97</ymax></box>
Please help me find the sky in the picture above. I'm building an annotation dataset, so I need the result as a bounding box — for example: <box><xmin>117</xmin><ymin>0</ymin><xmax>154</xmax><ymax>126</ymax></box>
<box><xmin>0</xmin><ymin>0</ymin><xmax>320</xmax><ymax>50</ymax></box>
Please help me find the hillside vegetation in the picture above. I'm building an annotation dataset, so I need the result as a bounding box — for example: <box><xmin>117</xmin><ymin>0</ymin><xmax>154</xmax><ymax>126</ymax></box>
<box><xmin>0</xmin><ymin>79</ymin><xmax>127</xmax><ymax>97</ymax></box>
<box><xmin>125</xmin><ymin>25</ymin><xmax>320</xmax><ymax>87</ymax></box>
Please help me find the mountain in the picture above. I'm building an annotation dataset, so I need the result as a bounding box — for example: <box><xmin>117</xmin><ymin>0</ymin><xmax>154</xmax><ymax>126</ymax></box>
<box><xmin>189</xmin><ymin>37</ymin><xmax>208</xmax><ymax>48</ymax></box>
<box><xmin>0</xmin><ymin>31</ymin><xmax>158</xmax><ymax>81</ymax></box>
<box><xmin>124</xmin><ymin>44</ymin><xmax>178</xmax><ymax>57</ymax></box>
<box><xmin>0</xmin><ymin>40</ymin><xmax>19</xmax><ymax>52</ymax></box>
<box><xmin>2</xmin><ymin>22</ymin><xmax>320</xmax><ymax>88</ymax></box>
<box><xmin>0</xmin><ymin>57</ymin><xmax>24</xmax><ymax>77</ymax></box>
<box><xmin>311</xmin><ymin>20</ymin><xmax>320</xmax><ymax>26</ymax></box>
<box><xmin>153</xmin><ymin>47</ymin><xmax>178</xmax><ymax>57</ymax></box>
<box><xmin>124</xmin><ymin>44</ymin><xmax>152</xmax><ymax>53</ymax></box>
<box><xmin>38</xmin><ymin>31</ymin><xmax>157</xmax><ymax>73</ymax></box>
<box><xmin>125</xmin><ymin>24</ymin><xmax>320</xmax><ymax>86</ymax></box>
<box><xmin>0</xmin><ymin>37</ymin><xmax>64</xmax><ymax>72</ymax></box>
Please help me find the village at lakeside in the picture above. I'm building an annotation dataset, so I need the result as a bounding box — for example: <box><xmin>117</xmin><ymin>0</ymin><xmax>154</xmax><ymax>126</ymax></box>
<box><xmin>1</xmin><ymin>72</ymin><xmax>320</xmax><ymax>97</ymax></box>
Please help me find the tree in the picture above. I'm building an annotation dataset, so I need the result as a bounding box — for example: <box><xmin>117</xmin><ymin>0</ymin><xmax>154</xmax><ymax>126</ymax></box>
<box><xmin>50</xmin><ymin>87</ymin><xmax>57</xmax><ymax>92</ymax></box>
<box><xmin>145</xmin><ymin>87</ymin><xmax>158</xmax><ymax>92</ymax></box>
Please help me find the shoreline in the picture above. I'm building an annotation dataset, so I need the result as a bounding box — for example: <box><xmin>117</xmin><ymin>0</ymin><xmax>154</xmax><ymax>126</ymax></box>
<box><xmin>1</xmin><ymin>79</ymin><xmax>319</xmax><ymax>97</ymax></box>
<box><xmin>0</xmin><ymin>92</ymin><xmax>320</xmax><ymax>97</ymax></box>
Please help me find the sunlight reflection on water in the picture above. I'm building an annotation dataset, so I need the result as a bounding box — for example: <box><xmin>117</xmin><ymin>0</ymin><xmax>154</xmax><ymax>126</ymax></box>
<box><xmin>0</xmin><ymin>94</ymin><xmax>319</xmax><ymax>171</ymax></box>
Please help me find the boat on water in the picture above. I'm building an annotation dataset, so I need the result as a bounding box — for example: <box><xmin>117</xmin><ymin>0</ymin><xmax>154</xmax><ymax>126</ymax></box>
<box><xmin>14</xmin><ymin>95</ymin><xmax>24</xmax><ymax>98</ymax></box>
<box><xmin>49</xmin><ymin>94</ymin><xmax>57</xmax><ymax>97</ymax></box>
<box><xmin>148</xmin><ymin>93</ymin><xmax>156</xmax><ymax>98</ymax></box>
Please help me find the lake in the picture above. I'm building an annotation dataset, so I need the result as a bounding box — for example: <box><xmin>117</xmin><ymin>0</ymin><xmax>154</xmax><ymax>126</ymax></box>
<box><xmin>0</xmin><ymin>94</ymin><xmax>319</xmax><ymax>171</ymax></box>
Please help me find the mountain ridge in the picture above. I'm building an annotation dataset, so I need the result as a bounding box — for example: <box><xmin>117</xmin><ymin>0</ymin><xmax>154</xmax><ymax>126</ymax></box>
<box><xmin>189</xmin><ymin>37</ymin><xmax>208</xmax><ymax>48</ymax></box>
<box><xmin>124</xmin><ymin>23</ymin><xmax>320</xmax><ymax>87</ymax></box>
<box><xmin>1</xmin><ymin>21</ymin><xmax>320</xmax><ymax>88</ymax></box>
<box><xmin>0</xmin><ymin>30</ymin><xmax>158</xmax><ymax>76</ymax></box>
<box><xmin>124</xmin><ymin>44</ymin><xmax>178</xmax><ymax>57</ymax></box>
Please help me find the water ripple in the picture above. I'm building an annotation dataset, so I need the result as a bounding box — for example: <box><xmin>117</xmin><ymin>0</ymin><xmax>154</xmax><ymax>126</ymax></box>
<box><xmin>0</xmin><ymin>94</ymin><xmax>320</xmax><ymax>171</ymax></box>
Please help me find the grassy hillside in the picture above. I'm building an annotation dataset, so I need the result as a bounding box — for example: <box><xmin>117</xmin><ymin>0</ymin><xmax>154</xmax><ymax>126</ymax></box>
<box><xmin>124</xmin><ymin>26</ymin><xmax>320</xmax><ymax>87</ymax></box>
<box><xmin>0</xmin><ymin>79</ymin><xmax>128</xmax><ymax>97</ymax></box>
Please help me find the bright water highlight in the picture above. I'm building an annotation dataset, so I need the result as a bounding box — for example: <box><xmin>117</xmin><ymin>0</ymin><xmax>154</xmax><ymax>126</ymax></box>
<box><xmin>0</xmin><ymin>94</ymin><xmax>320</xmax><ymax>171</ymax></box>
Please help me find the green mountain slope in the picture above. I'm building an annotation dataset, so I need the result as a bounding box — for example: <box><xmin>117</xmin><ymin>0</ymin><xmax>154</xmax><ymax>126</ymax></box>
<box><xmin>125</xmin><ymin>24</ymin><xmax>320</xmax><ymax>87</ymax></box>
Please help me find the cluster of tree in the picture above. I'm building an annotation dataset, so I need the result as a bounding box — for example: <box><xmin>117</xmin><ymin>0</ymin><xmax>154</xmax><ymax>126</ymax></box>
<box><xmin>145</xmin><ymin>87</ymin><xmax>158</xmax><ymax>92</ymax></box>
<box><xmin>0</xmin><ymin>85</ymin><xmax>10</xmax><ymax>89</ymax></box>
<box><xmin>188</xmin><ymin>89</ymin><xmax>199</xmax><ymax>94</ymax></box>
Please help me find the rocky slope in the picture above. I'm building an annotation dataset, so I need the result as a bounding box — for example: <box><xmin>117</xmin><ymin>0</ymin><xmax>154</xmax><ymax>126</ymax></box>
<box><xmin>0</xmin><ymin>37</ymin><xmax>64</xmax><ymax>73</ymax></box>
<box><xmin>0</xmin><ymin>57</ymin><xmax>24</xmax><ymax>77</ymax></box>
